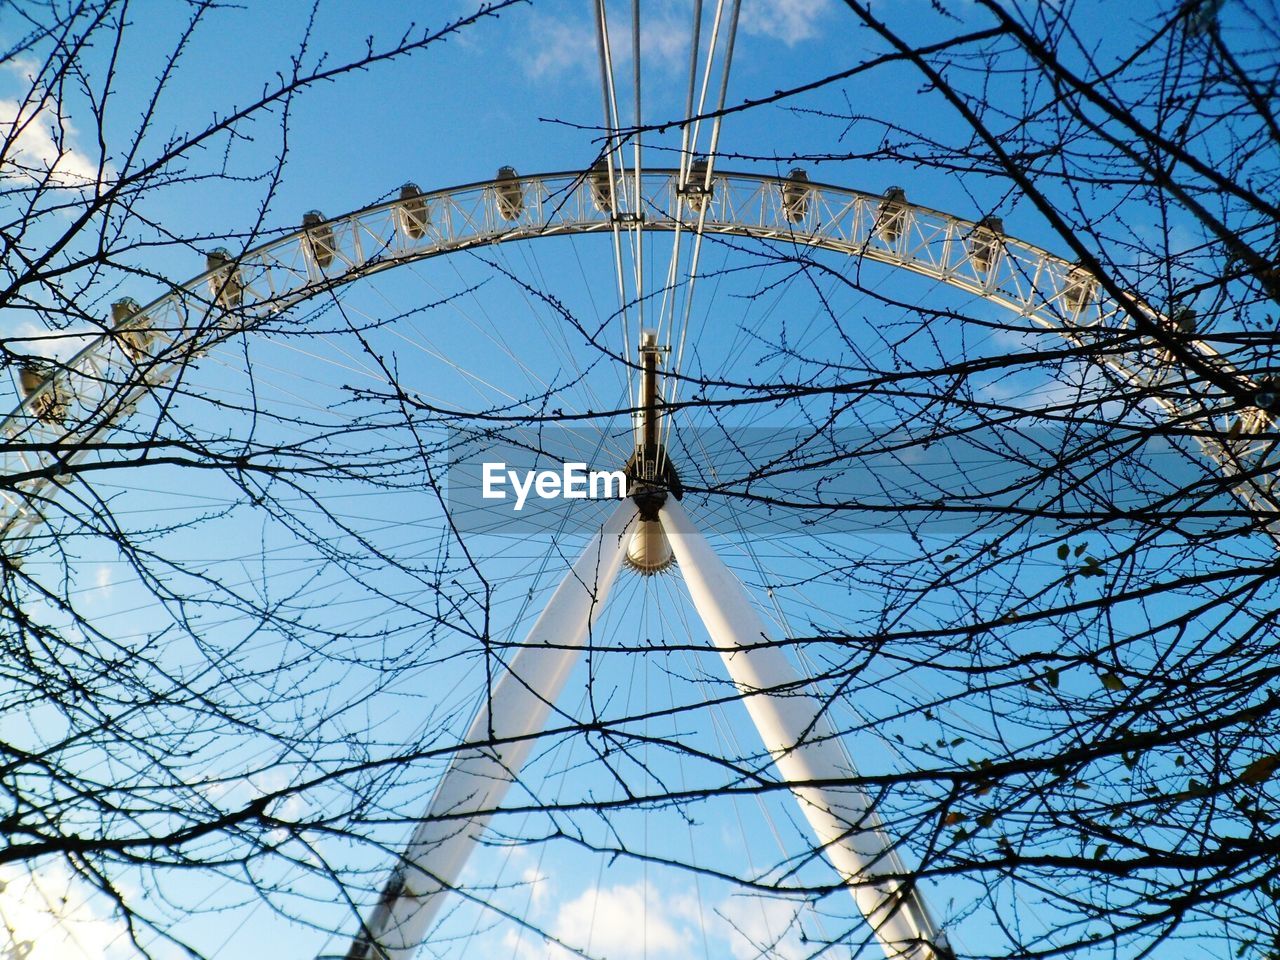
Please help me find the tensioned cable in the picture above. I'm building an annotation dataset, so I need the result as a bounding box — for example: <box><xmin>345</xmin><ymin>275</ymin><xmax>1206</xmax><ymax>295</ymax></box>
<box><xmin>593</xmin><ymin>0</ymin><xmax>638</xmax><ymax>419</ymax></box>
<box><xmin>630</xmin><ymin>0</ymin><xmax>644</xmax><ymax>375</ymax></box>
<box><xmin>658</xmin><ymin>0</ymin><xmax>742</xmax><ymax>485</ymax></box>
<box><xmin>664</xmin><ymin>581</ymin><xmax>838</xmax><ymax>955</ymax></box>
<box><xmin>68</xmin><ymin>256</ymin><xmax>645</xmax><ymax>960</ymax></box>
<box><xmin>646</xmin><ymin>0</ymin><xmax>705</xmax><ymax>407</ymax></box>
<box><xmin>666</xmin><ymin>0</ymin><xmax>742</xmax><ymax>387</ymax></box>
<box><xmin>666</xmin><ymin>240</ymin><xmax>1001</xmax><ymax>949</ymax></box>
<box><xmin>654</xmin><ymin>0</ymin><xmax>724</xmax><ymax>358</ymax></box>
<box><xmin>677</xmin><ymin>0</ymin><xmax>705</xmax><ymax>192</ymax></box>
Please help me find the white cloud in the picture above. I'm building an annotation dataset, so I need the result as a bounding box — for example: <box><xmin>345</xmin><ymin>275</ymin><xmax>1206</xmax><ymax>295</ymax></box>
<box><xmin>92</xmin><ymin>564</ymin><xmax>114</xmax><ymax>601</ymax></box>
<box><xmin>1</xmin><ymin>98</ymin><xmax>110</xmax><ymax>188</ymax></box>
<box><xmin>2</xmin><ymin>56</ymin><xmax>42</xmax><ymax>80</ymax></box>
<box><xmin>522</xmin><ymin>865</ymin><xmax>552</xmax><ymax>907</ymax></box>
<box><xmin>518</xmin><ymin>1</ymin><xmax>834</xmax><ymax>85</ymax></box>
<box><xmin>555</xmin><ymin>881</ymin><xmax>695</xmax><ymax>958</ymax></box>
<box><xmin>6</xmin><ymin>320</ymin><xmax>99</xmax><ymax>369</ymax></box>
<box><xmin>740</xmin><ymin>0</ymin><xmax>834</xmax><ymax>46</ymax></box>
<box><xmin>497</xmin><ymin>877</ymin><xmax>825</xmax><ymax>960</ymax></box>
<box><xmin>0</xmin><ymin>862</ymin><xmax>134</xmax><ymax>960</ymax></box>
<box><xmin>521</xmin><ymin>4</ymin><xmax>717</xmax><ymax>80</ymax></box>
<box><xmin>714</xmin><ymin>894</ymin><xmax>812</xmax><ymax>960</ymax></box>
<box><xmin>506</xmin><ymin>879</ymin><xmax>703</xmax><ymax>959</ymax></box>
<box><xmin>523</xmin><ymin>16</ymin><xmax>596</xmax><ymax>80</ymax></box>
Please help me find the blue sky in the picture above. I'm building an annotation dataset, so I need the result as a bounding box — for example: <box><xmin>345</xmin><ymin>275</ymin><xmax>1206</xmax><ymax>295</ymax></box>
<box><xmin>0</xmin><ymin>2</ymin><xmax>1258</xmax><ymax>959</ymax></box>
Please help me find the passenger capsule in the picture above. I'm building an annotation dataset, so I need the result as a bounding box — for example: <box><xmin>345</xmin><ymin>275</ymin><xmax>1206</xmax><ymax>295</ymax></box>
<box><xmin>875</xmin><ymin>186</ymin><xmax>907</xmax><ymax>243</ymax></box>
<box><xmin>18</xmin><ymin>363</ymin><xmax>47</xmax><ymax>399</ymax></box>
<box><xmin>1062</xmin><ymin>264</ymin><xmax>1097</xmax><ymax>314</ymax></box>
<box><xmin>681</xmin><ymin>156</ymin><xmax>713</xmax><ymax>214</ymax></box>
<box><xmin>1185</xmin><ymin>0</ymin><xmax>1222</xmax><ymax>36</ymax></box>
<box><xmin>494</xmin><ymin>166</ymin><xmax>524</xmax><ymax>221</ymax></box>
<box><xmin>206</xmin><ymin>248</ymin><xmax>243</xmax><ymax>309</ymax></box>
<box><xmin>1255</xmin><ymin>375</ymin><xmax>1279</xmax><ymax>413</ymax></box>
<box><xmin>302</xmin><ymin>210</ymin><xmax>335</xmax><ymax>271</ymax></box>
<box><xmin>395</xmin><ymin>183</ymin><xmax>429</xmax><ymax>240</ymax></box>
<box><xmin>1169</xmin><ymin>298</ymin><xmax>1196</xmax><ymax>333</ymax></box>
<box><xmin>781</xmin><ymin>167</ymin><xmax>811</xmax><ymax>224</ymax></box>
<box><xmin>588</xmin><ymin>158</ymin><xmax>615</xmax><ymax>214</ymax></box>
<box><xmin>1233</xmin><ymin>374</ymin><xmax>1278</xmax><ymax>436</ymax></box>
<box><xmin>110</xmin><ymin>297</ymin><xmax>151</xmax><ymax>359</ymax></box>
<box><xmin>19</xmin><ymin>361</ymin><xmax>64</xmax><ymax>425</ymax></box>
<box><xmin>970</xmin><ymin>216</ymin><xmax>1004</xmax><ymax>275</ymax></box>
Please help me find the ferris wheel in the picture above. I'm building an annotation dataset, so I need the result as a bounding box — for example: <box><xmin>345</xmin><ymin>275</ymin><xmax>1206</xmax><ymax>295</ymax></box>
<box><xmin>3</xmin><ymin>4</ymin><xmax>1275</xmax><ymax>960</ymax></box>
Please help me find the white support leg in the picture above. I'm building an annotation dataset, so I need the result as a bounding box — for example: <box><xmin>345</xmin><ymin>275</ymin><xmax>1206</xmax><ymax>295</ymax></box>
<box><xmin>347</xmin><ymin>501</ymin><xmax>636</xmax><ymax>960</ymax></box>
<box><xmin>659</xmin><ymin>498</ymin><xmax>949</xmax><ymax>960</ymax></box>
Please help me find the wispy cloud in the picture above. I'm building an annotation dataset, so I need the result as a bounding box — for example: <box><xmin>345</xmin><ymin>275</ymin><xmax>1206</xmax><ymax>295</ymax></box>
<box><xmin>0</xmin><ymin>863</ymin><xmax>135</xmax><ymax>960</ymax></box>
<box><xmin>715</xmin><ymin>894</ymin><xmax>813</xmax><ymax>960</ymax></box>
<box><xmin>522</xmin><ymin>0</ymin><xmax>835</xmax><ymax>81</ymax></box>
<box><xmin>1</xmin><ymin>55</ymin><xmax>113</xmax><ymax>188</ymax></box>
<box><xmin>498</xmin><ymin>877</ymin><xmax>821</xmax><ymax>960</ymax></box>
<box><xmin>505</xmin><ymin>879</ymin><xmax>703</xmax><ymax>959</ymax></box>
<box><xmin>521</xmin><ymin>7</ymin><xmax>694</xmax><ymax>81</ymax></box>
<box><xmin>10</xmin><ymin>321</ymin><xmax>96</xmax><ymax>357</ymax></box>
<box><xmin>0</xmin><ymin>98</ymin><xmax>111</xmax><ymax>188</ymax></box>
<box><xmin>523</xmin><ymin>15</ymin><xmax>597</xmax><ymax>80</ymax></box>
<box><xmin>740</xmin><ymin>0</ymin><xmax>835</xmax><ymax>46</ymax></box>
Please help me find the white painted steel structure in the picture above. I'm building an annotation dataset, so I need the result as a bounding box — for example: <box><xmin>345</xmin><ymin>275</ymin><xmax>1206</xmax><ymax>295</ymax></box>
<box><xmin>348</xmin><ymin>494</ymin><xmax>950</xmax><ymax>960</ymax></box>
<box><xmin>3</xmin><ymin>169</ymin><xmax>1274</xmax><ymax>960</ymax></box>
<box><xmin>346</xmin><ymin>501</ymin><xmax>636</xmax><ymax>960</ymax></box>
<box><xmin>4</xmin><ymin>169</ymin><xmax>1277</xmax><ymax>552</ymax></box>
<box><xmin>659</xmin><ymin>497</ymin><xmax>946</xmax><ymax>960</ymax></box>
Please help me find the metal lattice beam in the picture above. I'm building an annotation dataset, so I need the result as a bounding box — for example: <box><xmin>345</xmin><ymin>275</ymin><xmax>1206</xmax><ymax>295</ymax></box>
<box><xmin>2</xmin><ymin>169</ymin><xmax>1275</xmax><ymax>548</ymax></box>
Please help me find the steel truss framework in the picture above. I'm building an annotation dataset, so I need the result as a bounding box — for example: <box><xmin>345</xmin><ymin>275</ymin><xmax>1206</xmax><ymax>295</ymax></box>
<box><xmin>3</xmin><ymin>169</ymin><xmax>1276</xmax><ymax>959</ymax></box>
<box><xmin>3</xmin><ymin>168</ymin><xmax>1277</xmax><ymax>548</ymax></box>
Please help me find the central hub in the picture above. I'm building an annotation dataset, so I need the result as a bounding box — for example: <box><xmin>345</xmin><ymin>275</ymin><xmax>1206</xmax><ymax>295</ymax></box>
<box><xmin>625</xmin><ymin>330</ymin><xmax>681</xmax><ymax>574</ymax></box>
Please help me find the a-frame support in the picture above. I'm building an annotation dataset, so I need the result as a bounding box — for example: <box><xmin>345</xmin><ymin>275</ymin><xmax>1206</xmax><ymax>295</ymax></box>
<box><xmin>660</xmin><ymin>497</ymin><xmax>949</xmax><ymax>960</ymax></box>
<box><xmin>344</xmin><ymin>500</ymin><xmax>635</xmax><ymax>960</ymax></box>
<box><xmin>345</xmin><ymin>498</ymin><xmax>949</xmax><ymax>960</ymax></box>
